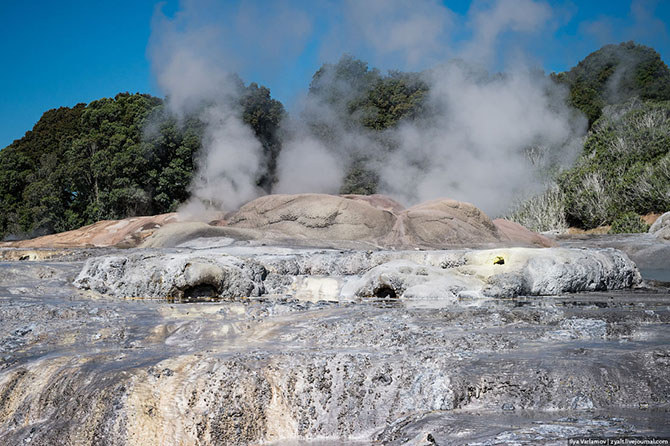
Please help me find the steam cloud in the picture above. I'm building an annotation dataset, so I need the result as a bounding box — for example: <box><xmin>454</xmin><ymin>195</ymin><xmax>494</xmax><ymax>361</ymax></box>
<box><xmin>149</xmin><ymin>0</ymin><xmax>590</xmax><ymax>217</ymax></box>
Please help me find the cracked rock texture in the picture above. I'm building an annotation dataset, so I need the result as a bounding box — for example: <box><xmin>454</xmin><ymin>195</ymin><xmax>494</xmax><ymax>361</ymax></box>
<box><xmin>74</xmin><ymin>247</ymin><xmax>641</xmax><ymax>301</ymax></box>
<box><xmin>139</xmin><ymin>194</ymin><xmax>554</xmax><ymax>250</ymax></box>
<box><xmin>0</xmin><ymin>234</ymin><xmax>667</xmax><ymax>445</ymax></box>
<box><xmin>0</xmin><ymin>194</ymin><xmax>558</xmax><ymax>251</ymax></box>
<box><xmin>226</xmin><ymin>193</ymin><xmax>398</xmax><ymax>242</ymax></box>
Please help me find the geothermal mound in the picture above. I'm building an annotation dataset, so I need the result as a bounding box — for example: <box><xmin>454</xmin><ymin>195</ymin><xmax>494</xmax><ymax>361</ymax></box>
<box><xmin>0</xmin><ymin>213</ymin><xmax>180</xmax><ymax>249</ymax></box>
<box><xmin>225</xmin><ymin>193</ymin><xmax>397</xmax><ymax>241</ymax></box>
<box><xmin>0</xmin><ymin>194</ymin><xmax>554</xmax><ymax>250</ymax></box>
<box><xmin>390</xmin><ymin>199</ymin><xmax>501</xmax><ymax>246</ymax></box>
<box><xmin>142</xmin><ymin>194</ymin><xmax>553</xmax><ymax>249</ymax></box>
<box><xmin>3</xmin><ymin>196</ymin><xmax>666</xmax><ymax>445</ymax></box>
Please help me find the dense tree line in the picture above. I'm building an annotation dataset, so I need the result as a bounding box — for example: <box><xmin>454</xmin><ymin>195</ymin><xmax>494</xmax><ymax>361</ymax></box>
<box><xmin>305</xmin><ymin>54</ymin><xmax>429</xmax><ymax>194</ymax></box>
<box><xmin>0</xmin><ymin>83</ymin><xmax>283</xmax><ymax>240</ymax></box>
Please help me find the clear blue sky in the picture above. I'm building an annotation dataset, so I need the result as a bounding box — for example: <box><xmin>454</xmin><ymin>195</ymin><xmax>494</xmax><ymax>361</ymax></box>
<box><xmin>1</xmin><ymin>0</ymin><xmax>669</xmax><ymax>149</ymax></box>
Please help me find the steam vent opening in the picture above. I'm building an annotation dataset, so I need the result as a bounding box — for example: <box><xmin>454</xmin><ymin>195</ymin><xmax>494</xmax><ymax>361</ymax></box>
<box><xmin>182</xmin><ymin>284</ymin><xmax>219</xmax><ymax>302</ymax></box>
<box><xmin>374</xmin><ymin>285</ymin><xmax>397</xmax><ymax>298</ymax></box>
<box><xmin>493</xmin><ymin>256</ymin><xmax>505</xmax><ymax>265</ymax></box>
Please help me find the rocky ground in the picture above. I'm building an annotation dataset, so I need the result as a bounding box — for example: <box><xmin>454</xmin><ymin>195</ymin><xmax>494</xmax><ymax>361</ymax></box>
<box><xmin>0</xmin><ymin>196</ymin><xmax>669</xmax><ymax>445</ymax></box>
<box><xmin>0</xmin><ymin>237</ymin><xmax>668</xmax><ymax>445</ymax></box>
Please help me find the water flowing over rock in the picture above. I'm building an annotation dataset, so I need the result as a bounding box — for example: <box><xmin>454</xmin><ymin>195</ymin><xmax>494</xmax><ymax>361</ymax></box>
<box><xmin>0</xmin><ymin>197</ymin><xmax>667</xmax><ymax>445</ymax></box>
<box><xmin>0</xmin><ymin>245</ymin><xmax>668</xmax><ymax>444</ymax></box>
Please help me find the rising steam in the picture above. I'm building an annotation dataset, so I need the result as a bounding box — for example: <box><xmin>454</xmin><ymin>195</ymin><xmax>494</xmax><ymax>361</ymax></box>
<box><xmin>149</xmin><ymin>0</ymin><xmax>589</xmax><ymax>217</ymax></box>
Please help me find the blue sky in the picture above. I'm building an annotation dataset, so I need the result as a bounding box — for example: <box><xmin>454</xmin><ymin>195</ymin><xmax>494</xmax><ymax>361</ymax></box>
<box><xmin>1</xmin><ymin>0</ymin><xmax>669</xmax><ymax>149</ymax></box>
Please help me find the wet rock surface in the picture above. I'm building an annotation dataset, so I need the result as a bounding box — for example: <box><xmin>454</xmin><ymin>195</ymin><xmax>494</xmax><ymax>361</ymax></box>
<box><xmin>0</xmin><ymin>237</ymin><xmax>669</xmax><ymax>445</ymax></box>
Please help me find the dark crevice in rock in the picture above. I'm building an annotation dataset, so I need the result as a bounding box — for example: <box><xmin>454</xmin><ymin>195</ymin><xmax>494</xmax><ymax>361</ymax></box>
<box><xmin>181</xmin><ymin>284</ymin><xmax>220</xmax><ymax>302</ymax></box>
<box><xmin>374</xmin><ymin>285</ymin><xmax>397</xmax><ymax>298</ymax></box>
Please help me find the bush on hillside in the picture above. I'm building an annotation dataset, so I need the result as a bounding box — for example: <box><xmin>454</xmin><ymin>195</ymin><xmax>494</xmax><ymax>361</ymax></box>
<box><xmin>559</xmin><ymin>100</ymin><xmax>670</xmax><ymax>228</ymax></box>
<box><xmin>507</xmin><ymin>184</ymin><xmax>569</xmax><ymax>233</ymax></box>
<box><xmin>551</xmin><ymin>41</ymin><xmax>670</xmax><ymax>127</ymax></box>
<box><xmin>609</xmin><ymin>212</ymin><xmax>649</xmax><ymax>234</ymax></box>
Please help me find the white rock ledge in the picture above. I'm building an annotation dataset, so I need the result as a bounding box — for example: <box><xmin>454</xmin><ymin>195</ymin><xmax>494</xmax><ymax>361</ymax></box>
<box><xmin>73</xmin><ymin>247</ymin><xmax>641</xmax><ymax>301</ymax></box>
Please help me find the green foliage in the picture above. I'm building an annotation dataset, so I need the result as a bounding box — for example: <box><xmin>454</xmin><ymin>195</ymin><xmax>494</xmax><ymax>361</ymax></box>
<box><xmin>307</xmin><ymin>55</ymin><xmax>429</xmax><ymax>194</ymax></box>
<box><xmin>558</xmin><ymin>100</ymin><xmax>670</xmax><ymax>228</ymax></box>
<box><xmin>339</xmin><ymin>160</ymin><xmax>379</xmax><ymax>195</ymax></box>
<box><xmin>5</xmin><ymin>42</ymin><xmax>670</xmax><ymax>239</ymax></box>
<box><xmin>509</xmin><ymin>96</ymin><xmax>670</xmax><ymax>231</ymax></box>
<box><xmin>309</xmin><ymin>55</ymin><xmax>382</xmax><ymax>109</ymax></box>
<box><xmin>552</xmin><ymin>41</ymin><xmax>670</xmax><ymax>126</ymax></box>
<box><xmin>609</xmin><ymin>212</ymin><xmax>649</xmax><ymax>234</ymax></box>
<box><xmin>0</xmin><ymin>84</ymin><xmax>284</xmax><ymax>240</ymax></box>
<box><xmin>352</xmin><ymin>71</ymin><xmax>428</xmax><ymax>130</ymax></box>
<box><xmin>239</xmin><ymin>82</ymin><xmax>285</xmax><ymax>191</ymax></box>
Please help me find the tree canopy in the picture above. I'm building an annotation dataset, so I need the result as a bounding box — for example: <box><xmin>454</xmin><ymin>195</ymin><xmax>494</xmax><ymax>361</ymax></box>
<box><xmin>551</xmin><ymin>41</ymin><xmax>670</xmax><ymax>126</ymax></box>
<box><xmin>0</xmin><ymin>84</ymin><xmax>283</xmax><ymax>240</ymax></box>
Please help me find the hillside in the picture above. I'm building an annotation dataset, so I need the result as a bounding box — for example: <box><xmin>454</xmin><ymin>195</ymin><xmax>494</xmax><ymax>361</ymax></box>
<box><xmin>2</xmin><ymin>42</ymin><xmax>670</xmax><ymax>240</ymax></box>
<box><xmin>509</xmin><ymin>43</ymin><xmax>670</xmax><ymax>232</ymax></box>
<box><xmin>552</xmin><ymin>41</ymin><xmax>670</xmax><ymax>126</ymax></box>
<box><xmin>510</xmin><ymin>99</ymin><xmax>670</xmax><ymax>232</ymax></box>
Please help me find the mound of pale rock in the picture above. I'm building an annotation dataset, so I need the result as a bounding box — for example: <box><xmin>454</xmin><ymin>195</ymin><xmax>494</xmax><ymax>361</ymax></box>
<box><xmin>74</xmin><ymin>247</ymin><xmax>641</xmax><ymax>301</ymax></box>
<box><xmin>140</xmin><ymin>194</ymin><xmax>553</xmax><ymax>249</ymax></box>
<box><xmin>226</xmin><ymin>194</ymin><xmax>397</xmax><ymax>242</ymax></box>
<box><xmin>0</xmin><ymin>213</ymin><xmax>180</xmax><ymax>249</ymax></box>
<box><xmin>10</xmin><ymin>194</ymin><xmax>554</xmax><ymax>250</ymax></box>
<box><xmin>340</xmin><ymin>194</ymin><xmax>405</xmax><ymax>213</ymax></box>
<box><xmin>139</xmin><ymin>221</ymin><xmax>255</xmax><ymax>248</ymax></box>
<box><xmin>649</xmin><ymin>211</ymin><xmax>670</xmax><ymax>240</ymax></box>
<box><xmin>389</xmin><ymin>199</ymin><xmax>501</xmax><ymax>247</ymax></box>
<box><xmin>493</xmin><ymin>218</ymin><xmax>556</xmax><ymax>248</ymax></box>
<box><xmin>75</xmin><ymin>253</ymin><xmax>266</xmax><ymax>300</ymax></box>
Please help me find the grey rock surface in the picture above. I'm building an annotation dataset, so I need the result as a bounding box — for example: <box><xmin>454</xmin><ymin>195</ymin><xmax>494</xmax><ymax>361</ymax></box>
<box><xmin>650</xmin><ymin>211</ymin><xmax>670</xmax><ymax>240</ymax></box>
<box><xmin>74</xmin><ymin>253</ymin><xmax>267</xmax><ymax>300</ymax></box>
<box><xmin>74</xmin><ymin>246</ymin><xmax>641</xmax><ymax>301</ymax></box>
<box><xmin>0</xmin><ymin>234</ymin><xmax>668</xmax><ymax>445</ymax></box>
<box><xmin>558</xmin><ymin>233</ymin><xmax>670</xmax><ymax>280</ymax></box>
<box><xmin>227</xmin><ymin>193</ymin><xmax>398</xmax><ymax>242</ymax></box>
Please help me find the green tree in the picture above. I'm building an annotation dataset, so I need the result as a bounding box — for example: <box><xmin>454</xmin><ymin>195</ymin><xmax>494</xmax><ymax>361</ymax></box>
<box><xmin>552</xmin><ymin>41</ymin><xmax>670</xmax><ymax>127</ymax></box>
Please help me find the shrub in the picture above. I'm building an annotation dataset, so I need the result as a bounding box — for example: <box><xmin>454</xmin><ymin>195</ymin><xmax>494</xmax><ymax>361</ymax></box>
<box><xmin>609</xmin><ymin>212</ymin><xmax>649</xmax><ymax>234</ymax></box>
<box><xmin>559</xmin><ymin>100</ymin><xmax>670</xmax><ymax>228</ymax></box>
<box><xmin>507</xmin><ymin>184</ymin><xmax>569</xmax><ymax>233</ymax></box>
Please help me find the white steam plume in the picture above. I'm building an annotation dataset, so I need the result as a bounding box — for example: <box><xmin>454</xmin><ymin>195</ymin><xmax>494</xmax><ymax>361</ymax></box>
<box><xmin>149</xmin><ymin>0</ymin><xmax>590</xmax><ymax>217</ymax></box>
<box><xmin>377</xmin><ymin>64</ymin><xmax>585</xmax><ymax>215</ymax></box>
<box><xmin>149</xmin><ymin>4</ymin><xmax>267</xmax><ymax>216</ymax></box>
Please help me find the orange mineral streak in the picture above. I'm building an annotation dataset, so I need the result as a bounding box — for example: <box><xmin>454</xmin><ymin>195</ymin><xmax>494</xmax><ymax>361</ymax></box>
<box><xmin>0</xmin><ymin>213</ymin><xmax>181</xmax><ymax>249</ymax></box>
